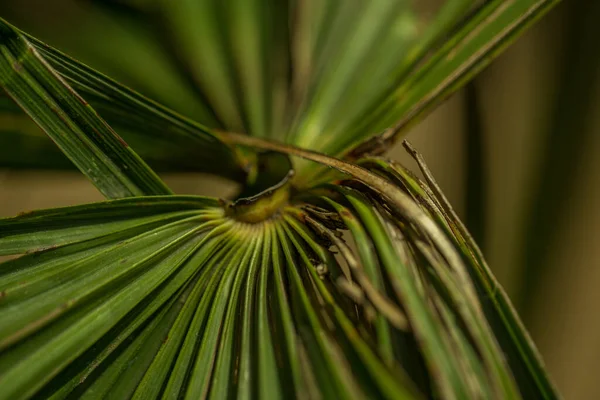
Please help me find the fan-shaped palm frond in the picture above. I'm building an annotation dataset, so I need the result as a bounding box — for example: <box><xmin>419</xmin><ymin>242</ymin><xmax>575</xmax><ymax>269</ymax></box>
<box><xmin>0</xmin><ymin>1</ymin><xmax>561</xmax><ymax>399</ymax></box>
<box><xmin>0</xmin><ymin>157</ymin><xmax>557</xmax><ymax>399</ymax></box>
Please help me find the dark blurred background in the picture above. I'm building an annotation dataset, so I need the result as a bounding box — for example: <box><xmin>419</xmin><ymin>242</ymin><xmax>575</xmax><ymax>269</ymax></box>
<box><xmin>0</xmin><ymin>1</ymin><xmax>599</xmax><ymax>398</ymax></box>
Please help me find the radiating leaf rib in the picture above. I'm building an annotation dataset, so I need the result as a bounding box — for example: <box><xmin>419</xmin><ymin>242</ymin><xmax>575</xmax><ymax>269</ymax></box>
<box><xmin>419</xmin><ymin>236</ymin><xmax>521</xmax><ymax>398</ymax></box>
<box><xmin>0</xmin><ymin>216</ymin><xmax>215</xmax><ymax>350</ymax></box>
<box><xmin>0</xmin><ymin>233</ymin><xmax>124</xmax><ymax>286</ymax></box>
<box><xmin>0</xmin><ymin>210</ymin><xmax>201</xmax><ymax>256</ymax></box>
<box><xmin>275</xmin><ymin>223</ymin><xmax>359</xmax><ymax>400</ymax></box>
<box><xmin>268</xmin><ymin>223</ymin><xmax>306</xmax><ymax>398</ymax></box>
<box><xmin>237</xmin><ymin>224</ymin><xmax>265</xmax><ymax>400</ymax></box>
<box><xmin>282</xmin><ymin>216</ymin><xmax>421</xmax><ymax>400</ymax></box>
<box><xmin>351</xmin><ymin>181</ymin><xmax>519</xmax><ymax>399</ymax></box>
<box><xmin>292</xmin><ymin>1</ymin><xmax>415</xmax><ymax>150</ymax></box>
<box><xmin>0</xmin><ymin>280</ymin><xmax>123</xmax><ymax>400</ymax></box>
<box><xmin>75</xmin><ymin>293</ymin><xmax>180</xmax><ymax>400</ymax></box>
<box><xmin>184</xmin><ymin>230</ymin><xmax>255</xmax><ymax>399</ymax></box>
<box><xmin>0</xmin><ymin>195</ymin><xmax>220</xmax><ymax>255</ymax></box>
<box><xmin>357</xmin><ymin>151</ymin><xmax>560</xmax><ymax>399</ymax></box>
<box><xmin>288</xmin><ymin>0</ymin><xmax>333</xmax><ymax>139</ymax></box>
<box><xmin>43</xmin><ymin>231</ymin><xmax>228</xmax><ymax>400</ymax></box>
<box><xmin>410</xmin><ymin>240</ymin><xmax>491</xmax><ymax>399</ymax></box>
<box><xmin>281</xmin><ymin>209</ymin><xmax>346</xmax><ymax>285</ymax></box>
<box><xmin>209</xmin><ymin>231</ymin><xmax>259</xmax><ymax>399</ymax></box>
<box><xmin>292</xmin><ymin>0</ymin><xmax>559</xmax><ymax>184</ymax></box>
<box><xmin>361</xmin><ymin>189</ymin><xmax>520</xmax><ymax>399</ymax></box>
<box><xmin>0</xmin><ymin>195</ymin><xmax>219</xmax><ymax>225</ymax></box>
<box><xmin>0</xmin><ymin>19</ymin><xmax>171</xmax><ymax>198</ymax></box>
<box><xmin>332</xmin><ymin>188</ymin><xmax>470</xmax><ymax>399</ymax></box>
<box><xmin>129</xmin><ymin>238</ymin><xmax>226</xmax><ymax>399</ymax></box>
<box><xmin>161</xmin><ymin>235</ymin><xmax>239</xmax><ymax>399</ymax></box>
<box><xmin>0</xmin><ymin>224</ymin><xmax>209</xmax><ymax>400</ymax></box>
<box><xmin>0</xmin><ymin>202</ymin><xmax>227</xmax><ymax>400</ymax></box>
<box><xmin>225</xmin><ymin>0</ymin><xmax>269</xmax><ymax>138</ymax></box>
<box><xmin>255</xmin><ymin>225</ymin><xmax>282</xmax><ymax>400</ymax></box>
<box><xmin>0</xmin><ymin>233</ymin><xmax>148</xmax><ymax>306</ymax></box>
<box><xmin>160</xmin><ymin>0</ymin><xmax>244</xmax><ymax>133</ymax></box>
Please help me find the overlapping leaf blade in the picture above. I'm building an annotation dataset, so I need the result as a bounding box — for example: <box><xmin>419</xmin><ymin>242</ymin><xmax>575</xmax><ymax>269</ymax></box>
<box><xmin>0</xmin><ymin>2</ymin><xmax>563</xmax><ymax>399</ymax></box>
<box><xmin>0</xmin><ymin>192</ymin><xmax>424</xmax><ymax>399</ymax></box>
<box><xmin>0</xmin><ymin>19</ymin><xmax>173</xmax><ymax>198</ymax></box>
<box><xmin>0</xmin><ymin>92</ymin><xmax>228</xmax><ymax>172</ymax></box>
<box><xmin>2</xmin><ymin>0</ymin><xmax>560</xmax><ymax>185</ymax></box>
<box><xmin>0</xmin><ymin>94</ymin><xmax>74</xmax><ymax>169</ymax></box>
<box><xmin>24</xmin><ymin>31</ymin><xmax>243</xmax><ymax>179</ymax></box>
<box><xmin>357</xmin><ymin>148</ymin><xmax>560</xmax><ymax>399</ymax></box>
<box><xmin>0</xmin><ymin>152</ymin><xmax>561</xmax><ymax>399</ymax></box>
<box><xmin>347</xmin><ymin>0</ymin><xmax>562</xmax><ymax>154</ymax></box>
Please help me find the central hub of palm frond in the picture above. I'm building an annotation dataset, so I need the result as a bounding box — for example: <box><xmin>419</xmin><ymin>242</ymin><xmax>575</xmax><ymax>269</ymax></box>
<box><xmin>226</xmin><ymin>170</ymin><xmax>293</xmax><ymax>223</ymax></box>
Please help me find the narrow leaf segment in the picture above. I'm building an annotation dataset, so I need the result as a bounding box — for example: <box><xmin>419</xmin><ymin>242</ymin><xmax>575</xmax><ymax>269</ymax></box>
<box><xmin>0</xmin><ymin>146</ymin><xmax>559</xmax><ymax>399</ymax></box>
<box><xmin>0</xmin><ymin>19</ymin><xmax>171</xmax><ymax>198</ymax></box>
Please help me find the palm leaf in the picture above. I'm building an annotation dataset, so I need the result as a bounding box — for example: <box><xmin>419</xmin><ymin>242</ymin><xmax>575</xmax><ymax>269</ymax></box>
<box><xmin>358</xmin><ymin>144</ymin><xmax>558</xmax><ymax>399</ymax></box>
<box><xmin>2</xmin><ymin>1</ymin><xmax>557</xmax><ymax>185</ymax></box>
<box><xmin>24</xmin><ymin>33</ymin><xmax>243</xmax><ymax>179</ymax></box>
<box><xmin>0</xmin><ymin>92</ymin><xmax>240</xmax><ymax>173</ymax></box>
<box><xmin>0</xmin><ymin>144</ymin><xmax>560</xmax><ymax>398</ymax></box>
<box><xmin>347</xmin><ymin>0</ymin><xmax>561</xmax><ymax>154</ymax></box>
<box><xmin>0</xmin><ymin>94</ymin><xmax>73</xmax><ymax>169</ymax></box>
<box><xmin>0</xmin><ymin>2</ymin><xmax>562</xmax><ymax>399</ymax></box>
<box><xmin>0</xmin><ymin>20</ymin><xmax>171</xmax><ymax>198</ymax></box>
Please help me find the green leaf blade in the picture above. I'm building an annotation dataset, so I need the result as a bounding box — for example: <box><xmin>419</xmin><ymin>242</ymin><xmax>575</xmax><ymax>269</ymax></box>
<box><xmin>0</xmin><ymin>19</ymin><xmax>171</xmax><ymax>198</ymax></box>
